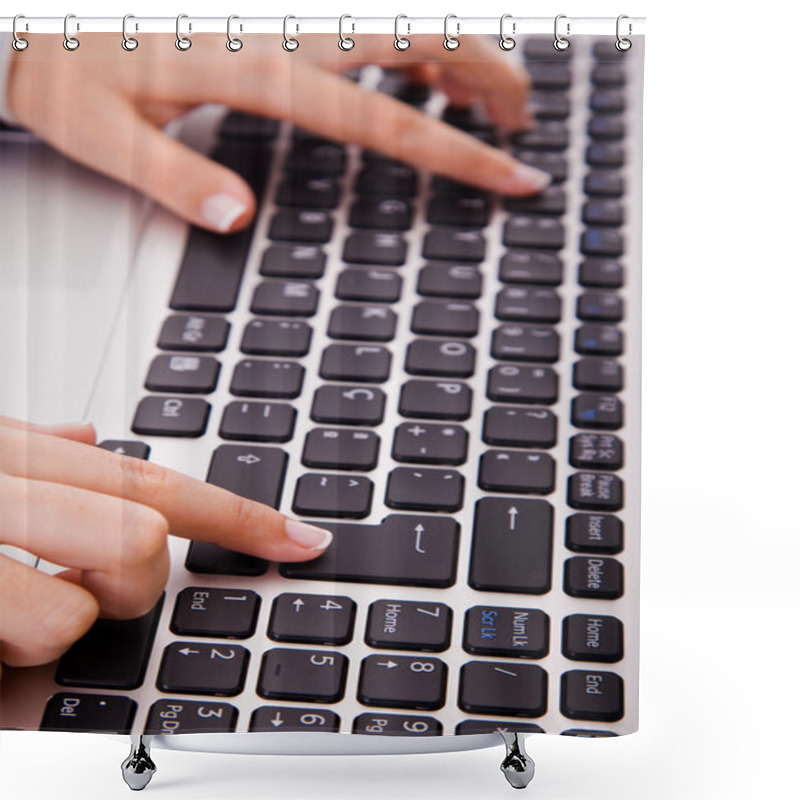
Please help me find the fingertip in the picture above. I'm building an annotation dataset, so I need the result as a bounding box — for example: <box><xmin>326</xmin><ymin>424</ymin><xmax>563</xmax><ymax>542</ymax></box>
<box><xmin>200</xmin><ymin>192</ymin><xmax>253</xmax><ymax>233</ymax></box>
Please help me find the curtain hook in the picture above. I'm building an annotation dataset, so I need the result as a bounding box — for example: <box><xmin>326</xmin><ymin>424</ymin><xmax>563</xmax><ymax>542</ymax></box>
<box><xmin>444</xmin><ymin>14</ymin><xmax>460</xmax><ymax>51</ymax></box>
<box><xmin>394</xmin><ymin>14</ymin><xmax>410</xmax><ymax>51</ymax></box>
<box><xmin>175</xmin><ymin>14</ymin><xmax>192</xmax><ymax>51</ymax></box>
<box><xmin>554</xmin><ymin>14</ymin><xmax>570</xmax><ymax>51</ymax></box>
<box><xmin>12</xmin><ymin>14</ymin><xmax>29</xmax><ymax>51</ymax></box>
<box><xmin>63</xmin><ymin>13</ymin><xmax>80</xmax><ymax>51</ymax></box>
<box><xmin>499</xmin><ymin>14</ymin><xmax>516</xmax><ymax>51</ymax></box>
<box><xmin>122</xmin><ymin>14</ymin><xmax>139</xmax><ymax>51</ymax></box>
<box><xmin>283</xmin><ymin>15</ymin><xmax>299</xmax><ymax>51</ymax></box>
<box><xmin>339</xmin><ymin>14</ymin><xmax>355</xmax><ymax>51</ymax></box>
<box><xmin>227</xmin><ymin>14</ymin><xmax>243</xmax><ymax>51</ymax></box>
<box><xmin>616</xmin><ymin>15</ymin><xmax>632</xmax><ymax>51</ymax></box>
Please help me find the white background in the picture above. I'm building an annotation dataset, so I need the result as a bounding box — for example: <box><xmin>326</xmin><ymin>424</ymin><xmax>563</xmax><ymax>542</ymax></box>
<box><xmin>2</xmin><ymin>1</ymin><xmax>799</xmax><ymax>799</ymax></box>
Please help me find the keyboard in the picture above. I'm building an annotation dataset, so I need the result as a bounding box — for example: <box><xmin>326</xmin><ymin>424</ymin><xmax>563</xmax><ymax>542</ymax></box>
<box><xmin>2</xmin><ymin>35</ymin><xmax>642</xmax><ymax>741</ymax></box>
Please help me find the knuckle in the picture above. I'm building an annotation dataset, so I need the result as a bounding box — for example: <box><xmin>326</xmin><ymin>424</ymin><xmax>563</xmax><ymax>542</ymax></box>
<box><xmin>119</xmin><ymin>454</ymin><xmax>171</xmax><ymax>505</ymax></box>
<box><xmin>229</xmin><ymin>494</ymin><xmax>264</xmax><ymax>541</ymax></box>
<box><xmin>120</xmin><ymin>504</ymin><xmax>169</xmax><ymax>567</ymax></box>
<box><xmin>40</xmin><ymin>584</ymin><xmax>100</xmax><ymax>651</ymax></box>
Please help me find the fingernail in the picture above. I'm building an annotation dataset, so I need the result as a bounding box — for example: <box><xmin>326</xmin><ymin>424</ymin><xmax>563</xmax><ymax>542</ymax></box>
<box><xmin>507</xmin><ymin>163</ymin><xmax>552</xmax><ymax>193</ymax></box>
<box><xmin>201</xmin><ymin>193</ymin><xmax>248</xmax><ymax>232</ymax></box>
<box><xmin>285</xmin><ymin>519</ymin><xmax>333</xmax><ymax>551</ymax></box>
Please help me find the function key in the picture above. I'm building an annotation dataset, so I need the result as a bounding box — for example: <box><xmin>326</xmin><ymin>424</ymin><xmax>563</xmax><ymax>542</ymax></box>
<box><xmin>491</xmin><ymin>324</ymin><xmax>560</xmax><ymax>363</ymax></box>
<box><xmin>478</xmin><ymin>450</ymin><xmax>555</xmax><ymax>495</ymax></box>
<box><xmin>336</xmin><ymin>268</ymin><xmax>402</xmax><ymax>303</ymax></box>
<box><xmin>405</xmin><ymin>339</ymin><xmax>475</xmax><ymax>378</ymax></box>
<box><xmin>41</xmin><ymin>693</ymin><xmax>136</xmax><ymax>734</ymax></box>
<box><xmin>251</xmin><ymin>705</ymin><xmax>340</xmax><ymax>733</ymax></box>
<box><xmin>268</xmin><ymin>209</ymin><xmax>333</xmax><ymax>244</ymax></box>
<box><xmin>561</xmin><ymin>670</ymin><xmax>624</xmax><ymax>722</ymax></box>
<box><xmin>417</xmin><ymin>263</ymin><xmax>483</xmax><ymax>299</ymax></box>
<box><xmin>564</xmin><ymin>556</ymin><xmax>624</xmax><ymax>599</ymax></box>
<box><xmin>171</xmin><ymin>588</ymin><xmax>260</xmax><ymax>638</ymax></box>
<box><xmin>349</xmin><ymin>197</ymin><xmax>413</xmax><ymax>231</ymax></box>
<box><xmin>422</xmin><ymin>228</ymin><xmax>486</xmax><ymax>263</ymax></box>
<box><xmin>240</xmin><ymin>319</ymin><xmax>311</xmax><ymax>357</ymax></box>
<box><xmin>132</xmin><ymin>396</ymin><xmax>210</xmax><ymax>438</ymax></box>
<box><xmin>258</xmin><ymin>648</ymin><xmax>348</xmax><ymax>703</ymax></box>
<box><xmin>251</xmin><ymin>280</ymin><xmax>319</xmax><ymax>317</ymax></box>
<box><xmin>499</xmin><ymin>251</ymin><xmax>563</xmax><ymax>286</ymax></box>
<box><xmin>319</xmin><ymin>344</ymin><xmax>392</xmax><ymax>383</ymax></box>
<box><xmin>97</xmin><ymin>440</ymin><xmax>150</xmax><ymax>459</ymax></box>
<box><xmin>260</xmin><ymin>243</ymin><xmax>326</xmax><ymax>279</ymax></box>
<box><xmin>275</xmin><ymin>175</ymin><xmax>339</xmax><ymax>209</ymax></box>
<box><xmin>268</xmin><ymin>593</ymin><xmax>356</xmax><ymax>645</ymax></box>
<box><xmin>156</xmin><ymin>642</ymin><xmax>249</xmax><ymax>696</ymax></box>
<box><xmin>302</xmin><ymin>427</ymin><xmax>380</xmax><ymax>470</ymax></box>
<box><xmin>219</xmin><ymin>401</ymin><xmax>296</xmax><ymax>443</ymax></box>
<box><xmin>144</xmin><ymin>354</ymin><xmax>220</xmax><ymax>394</ymax></box>
<box><xmin>482</xmin><ymin>406</ymin><xmax>557</xmax><ymax>448</ymax></box>
<box><xmin>358</xmin><ymin>654</ymin><xmax>447</xmax><ymax>711</ymax></box>
<box><xmin>569</xmin><ymin>433</ymin><xmax>624</xmax><ymax>470</ymax></box>
<box><xmin>157</xmin><ymin>314</ymin><xmax>229</xmax><ymax>352</ymax></box>
<box><xmin>579</xmin><ymin>259</ymin><xmax>624</xmax><ymax>289</ymax></box>
<box><xmin>293</xmin><ymin>473</ymin><xmax>373</xmax><ymax>518</ymax></box>
<box><xmin>365</xmin><ymin>600</ymin><xmax>452</xmax><ymax>652</ymax></box>
<box><xmin>328</xmin><ymin>305</ymin><xmax>397</xmax><ymax>342</ymax></box>
<box><xmin>342</xmin><ymin>231</ymin><xmax>408</xmax><ymax>266</ymax></box>
<box><xmin>575</xmin><ymin>324</ymin><xmax>624</xmax><ymax>357</ymax></box>
<box><xmin>399</xmin><ymin>379</ymin><xmax>472</xmax><ymax>420</ymax></box>
<box><xmin>145</xmin><ymin>699</ymin><xmax>237</xmax><ymax>735</ymax></box>
<box><xmin>567</xmin><ymin>472</ymin><xmax>624</xmax><ymax>511</ymax></box>
<box><xmin>411</xmin><ymin>301</ymin><xmax>479</xmax><ymax>337</ymax></box>
<box><xmin>463</xmin><ymin>606</ymin><xmax>549</xmax><ymax>659</ymax></box>
<box><xmin>562</xmin><ymin>614</ymin><xmax>624</xmax><ymax>663</ymax></box>
<box><xmin>571</xmin><ymin>394</ymin><xmax>624</xmax><ymax>430</ymax></box>
<box><xmin>230</xmin><ymin>359</ymin><xmax>304</xmax><ymax>399</ymax></box>
<box><xmin>577</xmin><ymin>291</ymin><xmax>624</xmax><ymax>322</ymax></box>
<box><xmin>385</xmin><ymin>467</ymin><xmax>465</xmax><ymax>512</ymax></box>
<box><xmin>392</xmin><ymin>422</ymin><xmax>468</xmax><ymax>465</ymax></box>
<box><xmin>458</xmin><ymin>661</ymin><xmax>547</xmax><ymax>717</ymax></box>
<box><xmin>503</xmin><ymin>215</ymin><xmax>565</xmax><ymax>250</ymax></box>
<box><xmin>487</xmin><ymin>364</ymin><xmax>558</xmax><ymax>405</ymax></box>
<box><xmin>566</xmin><ymin>513</ymin><xmax>623</xmax><ymax>554</ymax></box>
<box><xmin>353</xmin><ymin>713</ymin><xmax>442</xmax><ymax>736</ymax></box>
<box><xmin>311</xmin><ymin>384</ymin><xmax>386</xmax><ymax>426</ymax></box>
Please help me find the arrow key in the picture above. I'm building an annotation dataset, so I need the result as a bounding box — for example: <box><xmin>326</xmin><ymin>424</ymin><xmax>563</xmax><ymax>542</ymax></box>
<box><xmin>250</xmin><ymin>705</ymin><xmax>340</xmax><ymax>733</ymax></box>
<box><xmin>358</xmin><ymin>654</ymin><xmax>447</xmax><ymax>711</ymax></box>
<box><xmin>156</xmin><ymin>642</ymin><xmax>249</xmax><ymax>696</ymax></box>
<box><xmin>268</xmin><ymin>592</ymin><xmax>356</xmax><ymax>645</ymax></box>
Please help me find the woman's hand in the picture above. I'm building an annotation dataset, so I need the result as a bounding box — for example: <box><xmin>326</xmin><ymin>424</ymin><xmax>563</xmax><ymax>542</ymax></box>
<box><xmin>0</xmin><ymin>416</ymin><xmax>331</xmax><ymax>676</ymax></box>
<box><xmin>6</xmin><ymin>33</ymin><xmax>549</xmax><ymax>232</ymax></box>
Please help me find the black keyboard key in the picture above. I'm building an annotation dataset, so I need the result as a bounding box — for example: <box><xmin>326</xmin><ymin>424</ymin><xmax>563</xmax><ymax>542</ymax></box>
<box><xmin>240</xmin><ymin>318</ymin><xmax>312</xmax><ymax>357</ymax></box>
<box><xmin>511</xmin><ymin>122</ymin><xmax>569</xmax><ymax>150</ymax></box>
<box><xmin>422</xmin><ymin>228</ymin><xmax>486</xmax><ymax>263</ymax></box>
<box><xmin>581</xmin><ymin>229</ymin><xmax>624</xmax><ymax>258</ymax></box>
<box><xmin>569</xmin><ymin>433</ymin><xmax>624</xmax><ymax>470</ymax></box>
<box><xmin>219</xmin><ymin>111</ymin><xmax>279</xmax><ymax>141</ymax></box>
<box><xmin>354</xmin><ymin>713</ymin><xmax>442</xmax><ymax>736</ymax></box>
<box><xmin>577</xmin><ymin>291</ymin><xmax>624</xmax><ymax>321</ymax></box>
<box><xmin>572</xmin><ymin>394</ymin><xmax>624</xmax><ymax>430</ymax></box>
<box><xmin>250</xmin><ymin>706</ymin><xmax>340</xmax><ymax>733</ymax></box>
<box><xmin>491</xmin><ymin>324</ymin><xmax>560</xmax><ymax>363</ymax></box>
<box><xmin>487</xmin><ymin>364</ymin><xmax>558</xmax><ymax>405</ymax></box>
<box><xmin>392</xmin><ymin>422</ymin><xmax>468</xmax><ymax>465</ymax></box>
<box><xmin>343</xmin><ymin>231</ymin><xmax>407</xmax><ymax>266</ymax></box>
<box><xmin>584</xmin><ymin>171</ymin><xmax>625</xmax><ymax>198</ymax></box>
<box><xmin>504</xmin><ymin>186</ymin><xmax>567</xmax><ymax>216</ymax></box>
<box><xmin>293</xmin><ymin>473</ymin><xmax>373</xmax><ymax>518</ymax></box>
<box><xmin>311</xmin><ymin>384</ymin><xmax>386</xmax><ymax>426</ymax></box>
<box><xmin>268</xmin><ymin>593</ymin><xmax>356</xmax><ymax>645</ymax></box>
<box><xmin>591</xmin><ymin>63</ymin><xmax>626</xmax><ymax>86</ymax></box>
<box><xmin>260</xmin><ymin>243</ymin><xmax>326</xmax><ymax>278</ymax></box>
<box><xmin>171</xmin><ymin>588</ymin><xmax>260</xmax><ymax>638</ymax></box>
<box><xmin>530</xmin><ymin>91</ymin><xmax>570</xmax><ymax>120</ymax></box>
<box><xmin>590</xmin><ymin>90</ymin><xmax>626</xmax><ymax>113</ymax></box>
<box><xmin>97</xmin><ymin>440</ymin><xmax>151</xmax><ymax>459</ymax></box>
<box><xmin>469</xmin><ymin>497</ymin><xmax>553</xmax><ymax>594</ymax></box>
<box><xmin>230</xmin><ymin>359</ymin><xmax>304</xmax><ymax>398</ymax></box>
<box><xmin>132</xmin><ymin>396</ymin><xmax>210</xmax><ymax>438</ymax></box>
<box><xmin>417</xmin><ymin>263</ymin><xmax>482</xmax><ymax>298</ymax></box>
<box><xmin>185</xmin><ymin>543</ymin><xmax>269</xmax><ymax>577</ymax></box>
<box><xmin>586</xmin><ymin>143</ymin><xmax>626</xmax><ymax>168</ymax></box>
<box><xmin>405</xmin><ymin>339</ymin><xmax>475</xmax><ymax>377</ymax></box>
<box><xmin>284</xmin><ymin>141</ymin><xmax>346</xmax><ymax>175</ymax></box>
<box><xmin>55</xmin><ymin>597</ymin><xmax>164</xmax><ymax>690</ymax></box>
<box><xmin>336</xmin><ymin>268</ymin><xmax>402</xmax><ymax>302</ymax></box>
<box><xmin>219</xmin><ymin>401</ymin><xmax>296</xmax><ymax>443</ymax></box>
<box><xmin>349</xmin><ymin>197</ymin><xmax>413</xmax><ymax>230</ymax></box>
<box><xmin>302</xmin><ymin>427</ymin><xmax>379</xmax><ymax>470</ymax></box>
<box><xmin>504</xmin><ymin>215</ymin><xmax>565</xmax><ymax>250</ymax></box>
<box><xmin>579</xmin><ymin>259</ymin><xmax>625</xmax><ymax>288</ymax></box>
<box><xmin>358</xmin><ymin>654</ymin><xmax>447</xmax><ymax>711</ymax></box>
<box><xmin>562</xmin><ymin>614</ymin><xmax>624</xmax><ymax>663</ymax></box>
<box><xmin>258</xmin><ymin>648</ymin><xmax>348</xmax><ymax>703</ymax></box>
<box><xmin>582</xmin><ymin>200</ymin><xmax>625</xmax><ymax>228</ymax></box>
<box><xmin>251</xmin><ymin>280</ymin><xmax>319</xmax><ymax>316</ymax></box>
<box><xmin>399</xmin><ymin>379</ymin><xmax>472</xmax><ymax>420</ymax></box>
<box><xmin>499</xmin><ymin>251</ymin><xmax>563</xmax><ymax>285</ymax></box>
<box><xmin>561</xmin><ymin>729</ymin><xmax>618</xmax><ymax>738</ymax></box>
<box><xmin>524</xmin><ymin>35</ymin><xmax>572</xmax><ymax>60</ymax></box>
<box><xmin>593</xmin><ymin>40</ymin><xmax>629</xmax><ymax>61</ymax></box>
<box><xmin>365</xmin><ymin>600</ymin><xmax>452</xmax><ymax>652</ymax></box>
<box><xmin>281</xmin><ymin>514</ymin><xmax>459</xmax><ymax>588</ymax></box>
<box><xmin>411</xmin><ymin>301</ymin><xmax>479</xmax><ymax>337</ymax></box>
<box><xmin>463</xmin><ymin>606</ymin><xmax>549</xmax><ymax>659</ymax></box>
<box><xmin>575</xmin><ymin>324</ymin><xmax>624</xmax><ymax>356</ymax></box>
<box><xmin>319</xmin><ymin>344</ymin><xmax>391</xmax><ymax>383</ymax></box>
<box><xmin>144</xmin><ymin>354</ymin><xmax>220</xmax><ymax>394</ymax></box>
<box><xmin>41</xmin><ymin>693</ymin><xmax>136</xmax><ymax>734</ymax></box>
<box><xmin>456</xmin><ymin>720</ymin><xmax>544</xmax><ymax>735</ymax></box>
<box><xmin>145</xmin><ymin>699</ymin><xmax>237</xmax><ymax>735</ymax></box>
<box><xmin>385</xmin><ymin>467</ymin><xmax>464</xmax><ymax>512</ymax></box>
<box><xmin>564</xmin><ymin>557</ymin><xmax>624</xmax><ymax>599</ymax></box>
<box><xmin>442</xmin><ymin>104</ymin><xmax>494</xmax><ymax>132</ymax></box>
<box><xmin>566</xmin><ymin>513</ymin><xmax>624</xmax><ymax>554</ymax></box>
<box><xmin>211</xmin><ymin>142</ymin><xmax>272</xmax><ymax>198</ymax></box>
<box><xmin>482</xmin><ymin>406</ymin><xmax>556</xmax><ymax>448</ymax></box>
<box><xmin>158</xmin><ymin>314</ymin><xmax>230</xmax><ymax>352</ymax></box>
<box><xmin>588</xmin><ymin>114</ymin><xmax>626</xmax><ymax>140</ymax></box>
<box><xmin>328</xmin><ymin>305</ymin><xmax>397</xmax><ymax>341</ymax></box>
<box><xmin>527</xmin><ymin>62</ymin><xmax>571</xmax><ymax>90</ymax></box>
<box><xmin>568</xmin><ymin>472</ymin><xmax>624</xmax><ymax>511</ymax></box>
<box><xmin>427</xmin><ymin>195</ymin><xmax>490</xmax><ymax>227</ymax></box>
<box><xmin>355</xmin><ymin>164</ymin><xmax>418</xmax><ymax>197</ymax></box>
<box><xmin>275</xmin><ymin>175</ymin><xmax>339</xmax><ymax>209</ymax></box>
<box><xmin>561</xmin><ymin>670</ymin><xmax>624</xmax><ymax>722</ymax></box>
<box><xmin>459</xmin><ymin>661</ymin><xmax>547</xmax><ymax>717</ymax></box>
<box><xmin>430</xmin><ymin>176</ymin><xmax>488</xmax><ymax>199</ymax></box>
<box><xmin>495</xmin><ymin>287</ymin><xmax>562</xmax><ymax>323</ymax></box>
<box><xmin>513</xmin><ymin>150</ymin><xmax>568</xmax><ymax>182</ymax></box>
<box><xmin>478</xmin><ymin>450</ymin><xmax>555</xmax><ymax>495</ymax></box>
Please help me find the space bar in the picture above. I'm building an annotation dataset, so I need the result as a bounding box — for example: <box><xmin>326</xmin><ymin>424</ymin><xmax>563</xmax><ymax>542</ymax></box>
<box><xmin>280</xmin><ymin>515</ymin><xmax>460</xmax><ymax>588</ymax></box>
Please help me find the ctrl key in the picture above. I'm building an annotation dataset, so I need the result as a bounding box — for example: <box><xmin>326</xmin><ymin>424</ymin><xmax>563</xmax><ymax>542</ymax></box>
<box><xmin>561</xmin><ymin>670</ymin><xmax>624</xmax><ymax>722</ymax></box>
<box><xmin>41</xmin><ymin>693</ymin><xmax>136</xmax><ymax>733</ymax></box>
<box><xmin>132</xmin><ymin>396</ymin><xmax>210</xmax><ymax>437</ymax></box>
<box><xmin>145</xmin><ymin>699</ymin><xmax>238</xmax><ymax>734</ymax></box>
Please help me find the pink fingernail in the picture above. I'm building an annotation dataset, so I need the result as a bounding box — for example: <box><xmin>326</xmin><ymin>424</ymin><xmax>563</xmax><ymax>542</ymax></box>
<box><xmin>506</xmin><ymin>163</ymin><xmax>552</xmax><ymax>193</ymax></box>
<box><xmin>285</xmin><ymin>519</ymin><xmax>333</xmax><ymax>551</ymax></box>
<box><xmin>201</xmin><ymin>193</ymin><xmax>248</xmax><ymax>232</ymax></box>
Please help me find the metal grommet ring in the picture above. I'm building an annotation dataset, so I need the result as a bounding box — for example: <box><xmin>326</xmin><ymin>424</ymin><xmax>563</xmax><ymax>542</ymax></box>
<box><xmin>554</xmin><ymin>14</ymin><xmax>570</xmax><ymax>51</ymax></box>
<box><xmin>12</xmin><ymin>15</ymin><xmax>29</xmax><ymax>51</ymax></box>
<box><xmin>499</xmin><ymin>13</ymin><xmax>516</xmax><ymax>51</ymax></box>
<box><xmin>63</xmin><ymin>13</ymin><xmax>80</xmax><ymax>51</ymax></box>
<box><xmin>227</xmin><ymin>14</ymin><xmax>243</xmax><ymax>51</ymax></box>
<box><xmin>283</xmin><ymin>15</ymin><xmax>299</xmax><ymax>52</ymax></box>
<box><xmin>339</xmin><ymin>14</ymin><xmax>355</xmax><ymax>51</ymax></box>
<box><xmin>394</xmin><ymin>14</ymin><xmax>410</xmax><ymax>51</ymax></box>
<box><xmin>175</xmin><ymin>13</ymin><xmax>192</xmax><ymax>51</ymax></box>
<box><xmin>443</xmin><ymin>14</ymin><xmax>460</xmax><ymax>51</ymax></box>
<box><xmin>615</xmin><ymin>14</ymin><xmax>632</xmax><ymax>51</ymax></box>
<box><xmin>122</xmin><ymin>14</ymin><xmax>139</xmax><ymax>51</ymax></box>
